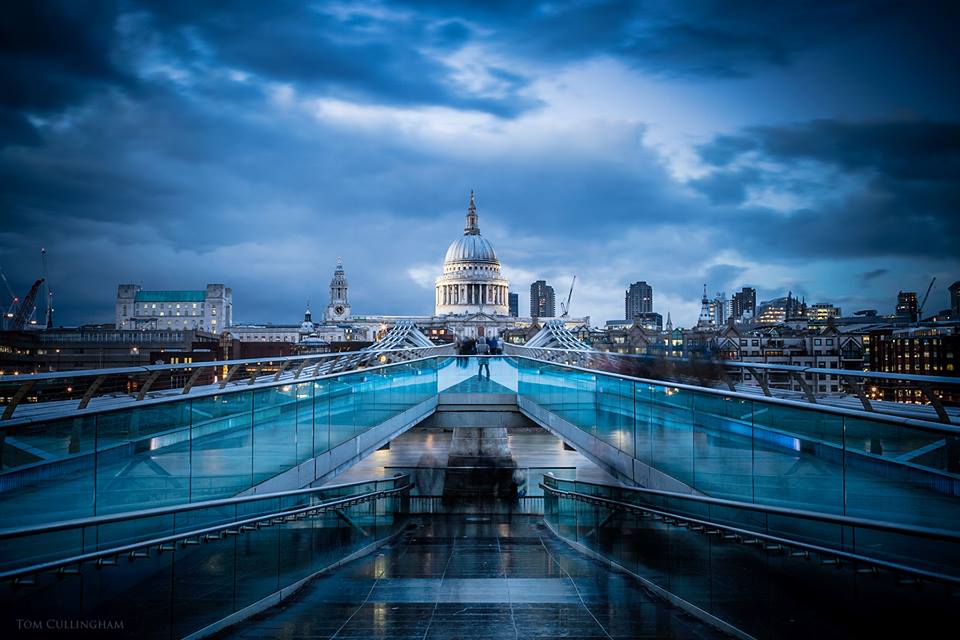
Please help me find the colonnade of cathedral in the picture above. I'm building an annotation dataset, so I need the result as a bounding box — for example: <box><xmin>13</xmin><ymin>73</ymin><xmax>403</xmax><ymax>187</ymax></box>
<box><xmin>437</xmin><ymin>283</ymin><xmax>508</xmax><ymax>307</ymax></box>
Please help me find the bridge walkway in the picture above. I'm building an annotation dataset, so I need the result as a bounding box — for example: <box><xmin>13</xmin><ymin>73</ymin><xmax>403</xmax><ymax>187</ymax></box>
<box><xmin>216</xmin><ymin>515</ymin><xmax>724</xmax><ymax>640</ymax></box>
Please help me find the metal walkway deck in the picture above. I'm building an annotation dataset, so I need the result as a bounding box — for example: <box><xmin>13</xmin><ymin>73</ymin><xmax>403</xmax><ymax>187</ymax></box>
<box><xmin>216</xmin><ymin>515</ymin><xmax>724</xmax><ymax>640</ymax></box>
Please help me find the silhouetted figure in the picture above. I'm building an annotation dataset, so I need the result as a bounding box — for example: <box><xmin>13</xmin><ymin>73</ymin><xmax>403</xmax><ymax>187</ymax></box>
<box><xmin>476</xmin><ymin>336</ymin><xmax>490</xmax><ymax>378</ymax></box>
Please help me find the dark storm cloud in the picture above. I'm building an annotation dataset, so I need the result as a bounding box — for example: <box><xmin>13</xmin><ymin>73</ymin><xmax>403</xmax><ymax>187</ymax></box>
<box><xmin>0</xmin><ymin>1</ymin><xmax>129</xmax><ymax>145</ymax></box>
<box><xmin>691</xmin><ymin>119</ymin><xmax>960</xmax><ymax>259</ymax></box>
<box><xmin>2</xmin><ymin>0</ymin><xmax>959</xmax><ymax>325</ymax></box>
<box><xmin>3</xmin><ymin>1</ymin><xmax>953</xmax><ymax>149</ymax></box>
<box><xmin>698</xmin><ymin>120</ymin><xmax>960</xmax><ymax>179</ymax></box>
<box><xmin>0</xmin><ymin>0</ymin><xmax>541</xmax><ymax>151</ymax></box>
<box><xmin>862</xmin><ymin>269</ymin><xmax>889</xmax><ymax>282</ymax></box>
<box><xmin>395</xmin><ymin>0</ymin><xmax>914</xmax><ymax>77</ymax></box>
<box><xmin>134</xmin><ymin>0</ymin><xmax>541</xmax><ymax>118</ymax></box>
<box><xmin>0</xmin><ymin>85</ymin><xmax>683</xmax><ymax>249</ymax></box>
<box><xmin>688</xmin><ymin>167</ymin><xmax>759</xmax><ymax>205</ymax></box>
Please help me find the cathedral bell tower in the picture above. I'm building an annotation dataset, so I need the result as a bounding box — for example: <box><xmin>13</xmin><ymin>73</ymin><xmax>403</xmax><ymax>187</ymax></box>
<box><xmin>326</xmin><ymin>257</ymin><xmax>351</xmax><ymax>321</ymax></box>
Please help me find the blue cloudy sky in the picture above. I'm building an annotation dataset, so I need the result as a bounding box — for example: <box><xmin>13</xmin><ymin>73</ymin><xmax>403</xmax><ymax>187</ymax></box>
<box><xmin>2</xmin><ymin>0</ymin><xmax>958</xmax><ymax>327</ymax></box>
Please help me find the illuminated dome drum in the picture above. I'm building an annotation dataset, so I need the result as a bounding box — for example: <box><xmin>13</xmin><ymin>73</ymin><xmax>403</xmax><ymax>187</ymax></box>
<box><xmin>435</xmin><ymin>192</ymin><xmax>509</xmax><ymax>316</ymax></box>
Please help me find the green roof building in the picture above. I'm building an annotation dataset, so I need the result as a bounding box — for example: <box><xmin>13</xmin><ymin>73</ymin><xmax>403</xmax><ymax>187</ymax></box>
<box><xmin>116</xmin><ymin>283</ymin><xmax>232</xmax><ymax>332</ymax></box>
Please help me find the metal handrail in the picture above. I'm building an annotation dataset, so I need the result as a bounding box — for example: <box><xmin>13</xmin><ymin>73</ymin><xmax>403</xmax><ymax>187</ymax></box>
<box><xmin>0</xmin><ymin>345</ymin><xmax>447</xmax><ymax>385</ymax></box>
<box><xmin>541</xmin><ymin>482</ymin><xmax>960</xmax><ymax>586</ymax></box>
<box><xmin>0</xmin><ymin>346</ymin><xmax>449</xmax><ymax>424</ymax></box>
<box><xmin>511</xmin><ymin>353</ymin><xmax>960</xmax><ymax>434</ymax></box>
<box><xmin>507</xmin><ymin>343</ymin><xmax>958</xmax><ymax>423</ymax></box>
<box><xmin>543</xmin><ymin>477</ymin><xmax>960</xmax><ymax>542</ymax></box>
<box><xmin>506</xmin><ymin>344</ymin><xmax>960</xmax><ymax>387</ymax></box>
<box><xmin>0</xmin><ymin>475</ymin><xmax>410</xmax><ymax>539</ymax></box>
<box><xmin>0</xmin><ymin>481</ymin><xmax>411</xmax><ymax>583</ymax></box>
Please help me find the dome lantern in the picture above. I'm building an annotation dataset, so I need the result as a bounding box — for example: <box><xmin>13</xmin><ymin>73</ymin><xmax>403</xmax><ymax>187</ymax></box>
<box><xmin>465</xmin><ymin>190</ymin><xmax>479</xmax><ymax>235</ymax></box>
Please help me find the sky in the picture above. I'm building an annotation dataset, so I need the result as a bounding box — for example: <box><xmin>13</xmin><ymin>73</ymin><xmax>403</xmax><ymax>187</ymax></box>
<box><xmin>2</xmin><ymin>0</ymin><xmax>959</xmax><ymax>328</ymax></box>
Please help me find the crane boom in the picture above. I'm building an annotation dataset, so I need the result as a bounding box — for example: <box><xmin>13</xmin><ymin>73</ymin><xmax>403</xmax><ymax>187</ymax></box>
<box><xmin>0</xmin><ymin>265</ymin><xmax>15</xmax><ymax>302</ymax></box>
<box><xmin>560</xmin><ymin>276</ymin><xmax>576</xmax><ymax>317</ymax></box>
<box><xmin>918</xmin><ymin>277</ymin><xmax>936</xmax><ymax>321</ymax></box>
<box><xmin>11</xmin><ymin>278</ymin><xmax>43</xmax><ymax>331</ymax></box>
<box><xmin>42</xmin><ymin>248</ymin><xmax>51</xmax><ymax>328</ymax></box>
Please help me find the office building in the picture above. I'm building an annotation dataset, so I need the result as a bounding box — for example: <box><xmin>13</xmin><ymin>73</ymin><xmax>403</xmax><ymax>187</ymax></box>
<box><xmin>508</xmin><ymin>292</ymin><xmax>519</xmax><ymax>317</ymax></box>
<box><xmin>530</xmin><ymin>280</ymin><xmax>556</xmax><ymax>318</ymax></box>
<box><xmin>635</xmin><ymin>311</ymin><xmax>663</xmax><ymax>332</ymax></box>
<box><xmin>0</xmin><ymin>327</ymin><xmax>220</xmax><ymax>374</ymax></box>
<box><xmin>809</xmin><ymin>303</ymin><xmax>842</xmax><ymax>322</ymax></box>
<box><xmin>709</xmin><ymin>292</ymin><xmax>729</xmax><ymax>326</ymax></box>
<box><xmin>625</xmin><ymin>281</ymin><xmax>653</xmax><ymax>320</ymax></box>
<box><xmin>874</xmin><ymin>326</ymin><xmax>959</xmax><ymax>403</ymax></box>
<box><xmin>896</xmin><ymin>291</ymin><xmax>918</xmax><ymax>322</ymax></box>
<box><xmin>731</xmin><ymin>287</ymin><xmax>757</xmax><ymax>322</ymax></box>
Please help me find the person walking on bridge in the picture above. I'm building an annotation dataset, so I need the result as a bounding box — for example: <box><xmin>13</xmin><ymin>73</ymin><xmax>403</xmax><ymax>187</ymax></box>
<box><xmin>476</xmin><ymin>335</ymin><xmax>491</xmax><ymax>378</ymax></box>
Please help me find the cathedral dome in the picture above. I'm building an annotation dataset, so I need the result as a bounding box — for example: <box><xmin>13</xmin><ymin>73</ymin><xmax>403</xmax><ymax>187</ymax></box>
<box><xmin>442</xmin><ymin>190</ymin><xmax>500</xmax><ymax>267</ymax></box>
<box><xmin>444</xmin><ymin>234</ymin><xmax>498</xmax><ymax>265</ymax></box>
<box><xmin>435</xmin><ymin>191</ymin><xmax>509</xmax><ymax>317</ymax></box>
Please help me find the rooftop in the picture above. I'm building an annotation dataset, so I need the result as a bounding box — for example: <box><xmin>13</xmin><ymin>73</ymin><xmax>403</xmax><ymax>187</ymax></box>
<box><xmin>134</xmin><ymin>290</ymin><xmax>207</xmax><ymax>302</ymax></box>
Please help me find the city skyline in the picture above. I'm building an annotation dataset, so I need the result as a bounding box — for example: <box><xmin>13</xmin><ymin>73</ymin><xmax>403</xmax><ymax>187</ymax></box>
<box><xmin>2</xmin><ymin>2</ymin><xmax>959</xmax><ymax>327</ymax></box>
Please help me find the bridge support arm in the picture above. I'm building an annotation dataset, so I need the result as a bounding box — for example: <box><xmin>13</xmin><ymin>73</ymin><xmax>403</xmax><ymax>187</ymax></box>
<box><xmin>293</xmin><ymin>359</ymin><xmax>312</xmax><ymax>379</ymax></box>
<box><xmin>78</xmin><ymin>375</ymin><xmax>107</xmax><ymax>409</ymax></box>
<box><xmin>718</xmin><ymin>369</ymin><xmax>738</xmax><ymax>393</ymax></box>
<box><xmin>136</xmin><ymin>370</ymin><xmax>162</xmax><ymax>401</ymax></box>
<box><xmin>2</xmin><ymin>380</ymin><xmax>36</xmax><ymax>420</ymax></box>
<box><xmin>219</xmin><ymin>364</ymin><xmax>241</xmax><ymax>389</ymax></box>
<box><xmin>272</xmin><ymin>360</ymin><xmax>292</xmax><ymax>381</ymax></box>
<box><xmin>843</xmin><ymin>377</ymin><xmax>873</xmax><ymax>413</ymax></box>
<box><xmin>790</xmin><ymin>371</ymin><xmax>817</xmax><ymax>404</ymax></box>
<box><xmin>917</xmin><ymin>382</ymin><xmax>951</xmax><ymax>424</ymax></box>
<box><xmin>246</xmin><ymin>364</ymin><xmax>264</xmax><ymax>386</ymax></box>
<box><xmin>745</xmin><ymin>367</ymin><xmax>771</xmax><ymax>397</ymax></box>
<box><xmin>334</xmin><ymin>508</ymin><xmax>371</xmax><ymax>537</ymax></box>
<box><xmin>181</xmin><ymin>368</ymin><xmax>205</xmax><ymax>395</ymax></box>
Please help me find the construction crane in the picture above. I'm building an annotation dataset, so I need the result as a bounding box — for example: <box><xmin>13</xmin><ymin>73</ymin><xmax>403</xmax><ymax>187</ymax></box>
<box><xmin>918</xmin><ymin>277</ymin><xmax>936</xmax><ymax>323</ymax></box>
<box><xmin>42</xmin><ymin>248</ymin><xmax>53</xmax><ymax>328</ymax></box>
<box><xmin>0</xmin><ymin>266</ymin><xmax>19</xmax><ymax>326</ymax></box>
<box><xmin>10</xmin><ymin>278</ymin><xmax>43</xmax><ymax>331</ymax></box>
<box><xmin>560</xmin><ymin>275</ymin><xmax>577</xmax><ymax>317</ymax></box>
<box><xmin>47</xmin><ymin>290</ymin><xmax>55</xmax><ymax>328</ymax></box>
